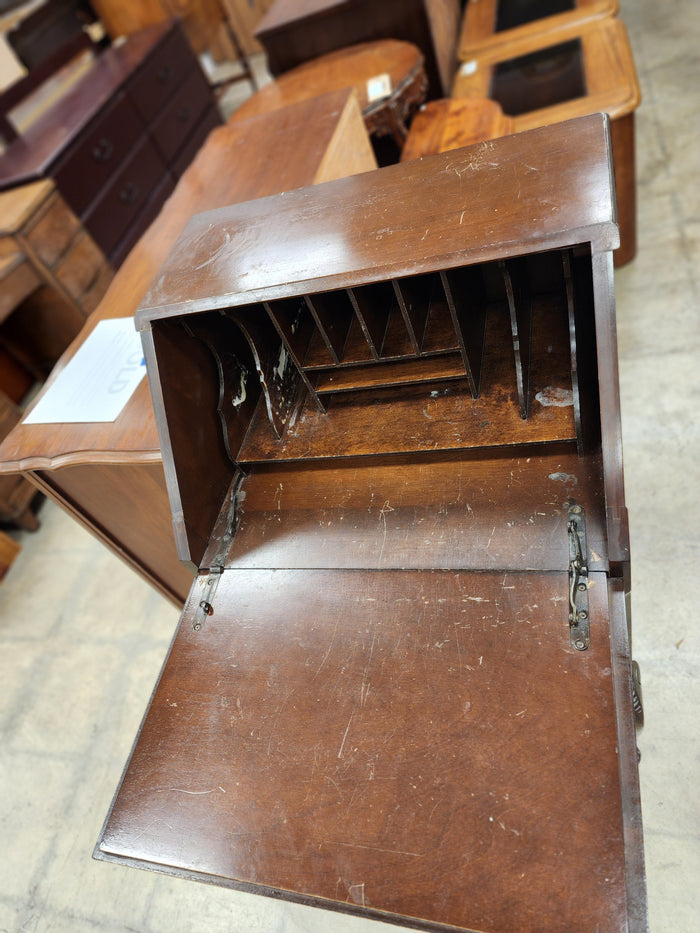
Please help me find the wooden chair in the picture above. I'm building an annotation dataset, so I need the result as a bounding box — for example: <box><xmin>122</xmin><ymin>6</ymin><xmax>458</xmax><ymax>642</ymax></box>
<box><xmin>400</xmin><ymin>97</ymin><xmax>514</xmax><ymax>162</ymax></box>
<box><xmin>453</xmin><ymin>16</ymin><xmax>640</xmax><ymax>265</ymax></box>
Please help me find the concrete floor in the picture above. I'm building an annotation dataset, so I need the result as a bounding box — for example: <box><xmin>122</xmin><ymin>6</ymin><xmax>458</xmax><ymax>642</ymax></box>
<box><xmin>1</xmin><ymin>0</ymin><xmax>698</xmax><ymax>929</ymax></box>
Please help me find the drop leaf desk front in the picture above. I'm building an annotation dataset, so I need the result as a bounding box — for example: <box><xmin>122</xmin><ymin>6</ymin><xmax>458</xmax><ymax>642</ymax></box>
<box><xmin>96</xmin><ymin>115</ymin><xmax>647</xmax><ymax>932</ymax></box>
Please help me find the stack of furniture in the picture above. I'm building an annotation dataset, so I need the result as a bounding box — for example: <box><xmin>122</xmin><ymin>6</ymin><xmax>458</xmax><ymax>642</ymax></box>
<box><xmin>0</xmin><ymin>88</ymin><xmax>378</xmax><ymax>604</ymax></box>
<box><xmin>0</xmin><ymin>20</ymin><xmax>222</xmax><ymax>269</ymax></box>
<box><xmin>232</xmin><ymin>39</ymin><xmax>428</xmax><ymax>147</ymax></box>
<box><xmin>453</xmin><ymin>11</ymin><xmax>639</xmax><ymax>265</ymax></box>
<box><xmin>94</xmin><ymin>113</ymin><xmax>647</xmax><ymax>933</ymax></box>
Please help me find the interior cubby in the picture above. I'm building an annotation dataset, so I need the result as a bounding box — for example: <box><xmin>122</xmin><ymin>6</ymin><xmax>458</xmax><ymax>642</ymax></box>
<box><xmin>171</xmin><ymin>244</ymin><xmax>599</xmax><ymax>469</ymax></box>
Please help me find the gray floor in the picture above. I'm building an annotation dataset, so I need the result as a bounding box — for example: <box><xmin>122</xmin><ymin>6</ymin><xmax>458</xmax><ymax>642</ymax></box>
<box><xmin>1</xmin><ymin>1</ymin><xmax>698</xmax><ymax>930</ymax></box>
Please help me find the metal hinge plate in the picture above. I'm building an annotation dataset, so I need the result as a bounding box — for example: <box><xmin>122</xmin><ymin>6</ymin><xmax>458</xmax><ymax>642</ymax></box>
<box><xmin>567</xmin><ymin>501</ymin><xmax>590</xmax><ymax>651</ymax></box>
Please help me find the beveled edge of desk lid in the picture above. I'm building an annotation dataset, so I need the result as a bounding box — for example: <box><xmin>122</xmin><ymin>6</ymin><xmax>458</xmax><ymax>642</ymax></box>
<box><xmin>134</xmin><ymin>113</ymin><xmax>618</xmax><ymax>331</ymax></box>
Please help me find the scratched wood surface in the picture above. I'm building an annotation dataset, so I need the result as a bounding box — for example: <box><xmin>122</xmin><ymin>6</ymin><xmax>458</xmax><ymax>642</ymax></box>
<box><xmin>228</xmin><ymin>446</ymin><xmax>608</xmax><ymax>572</ymax></box>
<box><xmin>97</xmin><ymin>568</ymin><xmax>630</xmax><ymax>932</ymax></box>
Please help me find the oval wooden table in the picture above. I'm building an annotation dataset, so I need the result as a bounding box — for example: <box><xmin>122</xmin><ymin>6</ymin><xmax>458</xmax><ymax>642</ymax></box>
<box><xmin>233</xmin><ymin>40</ymin><xmax>428</xmax><ymax>147</ymax></box>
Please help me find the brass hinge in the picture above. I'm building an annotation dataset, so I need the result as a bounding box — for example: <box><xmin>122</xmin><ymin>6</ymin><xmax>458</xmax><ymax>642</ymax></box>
<box><xmin>567</xmin><ymin>501</ymin><xmax>590</xmax><ymax>651</ymax></box>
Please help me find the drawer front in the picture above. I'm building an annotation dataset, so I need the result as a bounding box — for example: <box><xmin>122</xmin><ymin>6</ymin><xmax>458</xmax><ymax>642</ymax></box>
<box><xmin>83</xmin><ymin>137</ymin><xmax>168</xmax><ymax>258</ymax></box>
<box><xmin>128</xmin><ymin>26</ymin><xmax>195</xmax><ymax>125</ymax></box>
<box><xmin>54</xmin><ymin>230</ymin><xmax>110</xmax><ymax>303</ymax></box>
<box><xmin>171</xmin><ymin>104</ymin><xmax>222</xmax><ymax>179</ymax></box>
<box><xmin>150</xmin><ymin>68</ymin><xmax>213</xmax><ymax>164</ymax></box>
<box><xmin>25</xmin><ymin>193</ymin><xmax>81</xmax><ymax>267</ymax></box>
<box><xmin>54</xmin><ymin>94</ymin><xmax>144</xmax><ymax>217</ymax></box>
<box><xmin>109</xmin><ymin>174</ymin><xmax>176</xmax><ymax>269</ymax></box>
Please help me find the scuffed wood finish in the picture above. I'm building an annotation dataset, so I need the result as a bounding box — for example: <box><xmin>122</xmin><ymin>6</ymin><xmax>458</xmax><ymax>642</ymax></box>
<box><xmin>97</xmin><ymin>113</ymin><xmax>646</xmax><ymax>929</ymax></box>
<box><xmin>452</xmin><ymin>17</ymin><xmax>639</xmax><ymax>265</ymax></box>
<box><xmin>139</xmin><ymin>115</ymin><xmax>617</xmax><ymax>322</ymax></box>
<box><xmin>401</xmin><ymin>97</ymin><xmax>514</xmax><ymax>162</ymax></box>
<box><xmin>232</xmin><ymin>40</ymin><xmax>427</xmax><ymax>145</ymax></box>
<box><xmin>254</xmin><ymin>0</ymin><xmax>460</xmax><ymax>96</ymax></box>
<box><xmin>97</xmin><ymin>568</ymin><xmax>631</xmax><ymax>932</ymax></box>
<box><xmin>459</xmin><ymin>0</ymin><xmax>619</xmax><ymax>59</ymax></box>
<box><xmin>0</xmin><ymin>529</ymin><xmax>20</xmax><ymax>581</ymax></box>
<box><xmin>228</xmin><ymin>445</ymin><xmax>608</xmax><ymax>571</ymax></box>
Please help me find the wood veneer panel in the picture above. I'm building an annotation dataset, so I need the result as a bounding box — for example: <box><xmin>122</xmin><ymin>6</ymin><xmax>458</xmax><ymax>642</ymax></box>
<box><xmin>312</xmin><ymin>352</ymin><xmax>465</xmax><ymax>394</ymax></box>
<box><xmin>97</xmin><ymin>567</ymin><xmax>629</xmax><ymax>933</ymax></box>
<box><xmin>227</xmin><ymin>446</ymin><xmax>608</xmax><ymax>571</ymax></box>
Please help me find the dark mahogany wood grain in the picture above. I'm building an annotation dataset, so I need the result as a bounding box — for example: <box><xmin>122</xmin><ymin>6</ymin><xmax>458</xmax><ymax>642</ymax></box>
<box><xmin>137</xmin><ymin>114</ymin><xmax>618</xmax><ymax>323</ymax></box>
<box><xmin>97</xmin><ymin>568</ymin><xmax>631</xmax><ymax>932</ymax></box>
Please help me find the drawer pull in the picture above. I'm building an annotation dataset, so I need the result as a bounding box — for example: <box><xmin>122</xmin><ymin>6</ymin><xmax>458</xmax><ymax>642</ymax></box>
<box><xmin>92</xmin><ymin>137</ymin><xmax>114</xmax><ymax>162</ymax></box>
<box><xmin>177</xmin><ymin>104</ymin><xmax>192</xmax><ymax>123</ymax></box>
<box><xmin>119</xmin><ymin>182</ymin><xmax>140</xmax><ymax>205</ymax></box>
<box><xmin>157</xmin><ymin>64</ymin><xmax>174</xmax><ymax>83</ymax></box>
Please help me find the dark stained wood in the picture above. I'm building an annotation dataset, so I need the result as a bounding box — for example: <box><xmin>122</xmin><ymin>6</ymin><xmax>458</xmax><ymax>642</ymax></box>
<box><xmin>137</xmin><ymin>115</ymin><xmax>617</xmax><ymax>322</ymax></box>
<box><xmin>0</xmin><ymin>20</ymin><xmax>222</xmax><ymax>267</ymax></box>
<box><xmin>254</xmin><ymin>0</ymin><xmax>461</xmax><ymax>97</ymax></box>
<box><xmin>97</xmin><ymin>568</ymin><xmax>630</xmax><ymax>933</ymax></box>
<box><xmin>96</xmin><ymin>113</ymin><xmax>645</xmax><ymax>930</ymax></box>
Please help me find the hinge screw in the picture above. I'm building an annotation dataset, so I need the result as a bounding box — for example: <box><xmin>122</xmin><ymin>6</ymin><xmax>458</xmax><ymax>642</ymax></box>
<box><xmin>579</xmin><ymin>610</ymin><xmax>588</xmax><ymax>620</ymax></box>
<box><xmin>577</xmin><ymin>582</ymin><xmax>587</xmax><ymax>592</ymax></box>
<box><xmin>574</xmin><ymin>638</ymin><xmax>587</xmax><ymax>651</ymax></box>
<box><xmin>571</xmin><ymin>505</ymin><xmax>583</xmax><ymax>514</ymax></box>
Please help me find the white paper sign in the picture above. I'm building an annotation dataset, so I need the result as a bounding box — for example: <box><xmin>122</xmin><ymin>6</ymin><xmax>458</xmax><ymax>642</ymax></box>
<box><xmin>367</xmin><ymin>73</ymin><xmax>392</xmax><ymax>103</ymax></box>
<box><xmin>23</xmin><ymin>317</ymin><xmax>147</xmax><ymax>424</ymax></box>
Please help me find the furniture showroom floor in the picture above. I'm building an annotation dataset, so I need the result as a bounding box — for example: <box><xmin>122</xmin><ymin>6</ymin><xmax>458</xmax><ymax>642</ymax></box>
<box><xmin>1</xmin><ymin>1</ymin><xmax>697</xmax><ymax>929</ymax></box>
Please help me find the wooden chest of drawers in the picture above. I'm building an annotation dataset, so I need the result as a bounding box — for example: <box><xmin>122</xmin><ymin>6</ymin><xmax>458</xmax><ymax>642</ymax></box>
<box><xmin>95</xmin><ymin>114</ymin><xmax>647</xmax><ymax>931</ymax></box>
<box><xmin>0</xmin><ymin>20</ymin><xmax>222</xmax><ymax>268</ymax></box>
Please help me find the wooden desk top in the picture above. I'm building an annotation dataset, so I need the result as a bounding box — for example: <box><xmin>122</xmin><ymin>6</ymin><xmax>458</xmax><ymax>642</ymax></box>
<box><xmin>0</xmin><ymin>22</ymin><xmax>172</xmax><ymax>191</ymax></box>
<box><xmin>232</xmin><ymin>40</ymin><xmax>424</xmax><ymax>123</ymax></box>
<box><xmin>0</xmin><ymin>89</ymin><xmax>376</xmax><ymax>474</ymax></box>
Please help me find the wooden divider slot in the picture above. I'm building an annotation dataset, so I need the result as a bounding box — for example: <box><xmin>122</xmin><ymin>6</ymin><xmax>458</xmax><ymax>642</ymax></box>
<box><xmin>312</xmin><ymin>352</ymin><xmax>466</xmax><ymax>394</ymax></box>
<box><xmin>348</xmin><ymin>282</ymin><xmax>396</xmax><ymax>358</ymax></box>
<box><xmin>441</xmin><ymin>265</ymin><xmax>488</xmax><ymax>398</ymax></box>
<box><xmin>304</xmin><ymin>290</ymin><xmax>354</xmax><ymax>363</ymax></box>
<box><xmin>264</xmin><ymin>298</ymin><xmax>327</xmax><ymax>413</ymax></box>
<box><xmin>500</xmin><ymin>258</ymin><xmax>533</xmax><ymax>420</ymax></box>
<box><xmin>393</xmin><ymin>273</ymin><xmax>437</xmax><ymax>352</ymax></box>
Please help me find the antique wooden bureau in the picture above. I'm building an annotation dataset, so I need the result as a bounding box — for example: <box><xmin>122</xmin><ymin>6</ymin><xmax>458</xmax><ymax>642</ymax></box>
<box><xmin>96</xmin><ymin>114</ymin><xmax>646</xmax><ymax>931</ymax></box>
<box><xmin>0</xmin><ymin>20</ymin><xmax>221</xmax><ymax>269</ymax></box>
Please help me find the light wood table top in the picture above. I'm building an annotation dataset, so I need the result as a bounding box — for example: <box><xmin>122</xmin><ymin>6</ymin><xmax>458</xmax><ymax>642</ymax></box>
<box><xmin>459</xmin><ymin>0</ymin><xmax>619</xmax><ymax>59</ymax></box>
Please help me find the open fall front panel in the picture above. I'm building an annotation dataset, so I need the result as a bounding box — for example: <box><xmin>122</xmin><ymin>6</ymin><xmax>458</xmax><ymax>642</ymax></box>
<box><xmin>95</xmin><ymin>115</ymin><xmax>646</xmax><ymax>932</ymax></box>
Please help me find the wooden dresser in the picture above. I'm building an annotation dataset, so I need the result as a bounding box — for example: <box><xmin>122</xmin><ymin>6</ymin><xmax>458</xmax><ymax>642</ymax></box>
<box><xmin>95</xmin><ymin>114</ymin><xmax>647</xmax><ymax>932</ymax></box>
<box><xmin>0</xmin><ymin>20</ymin><xmax>221</xmax><ymax>268</ymax></box>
